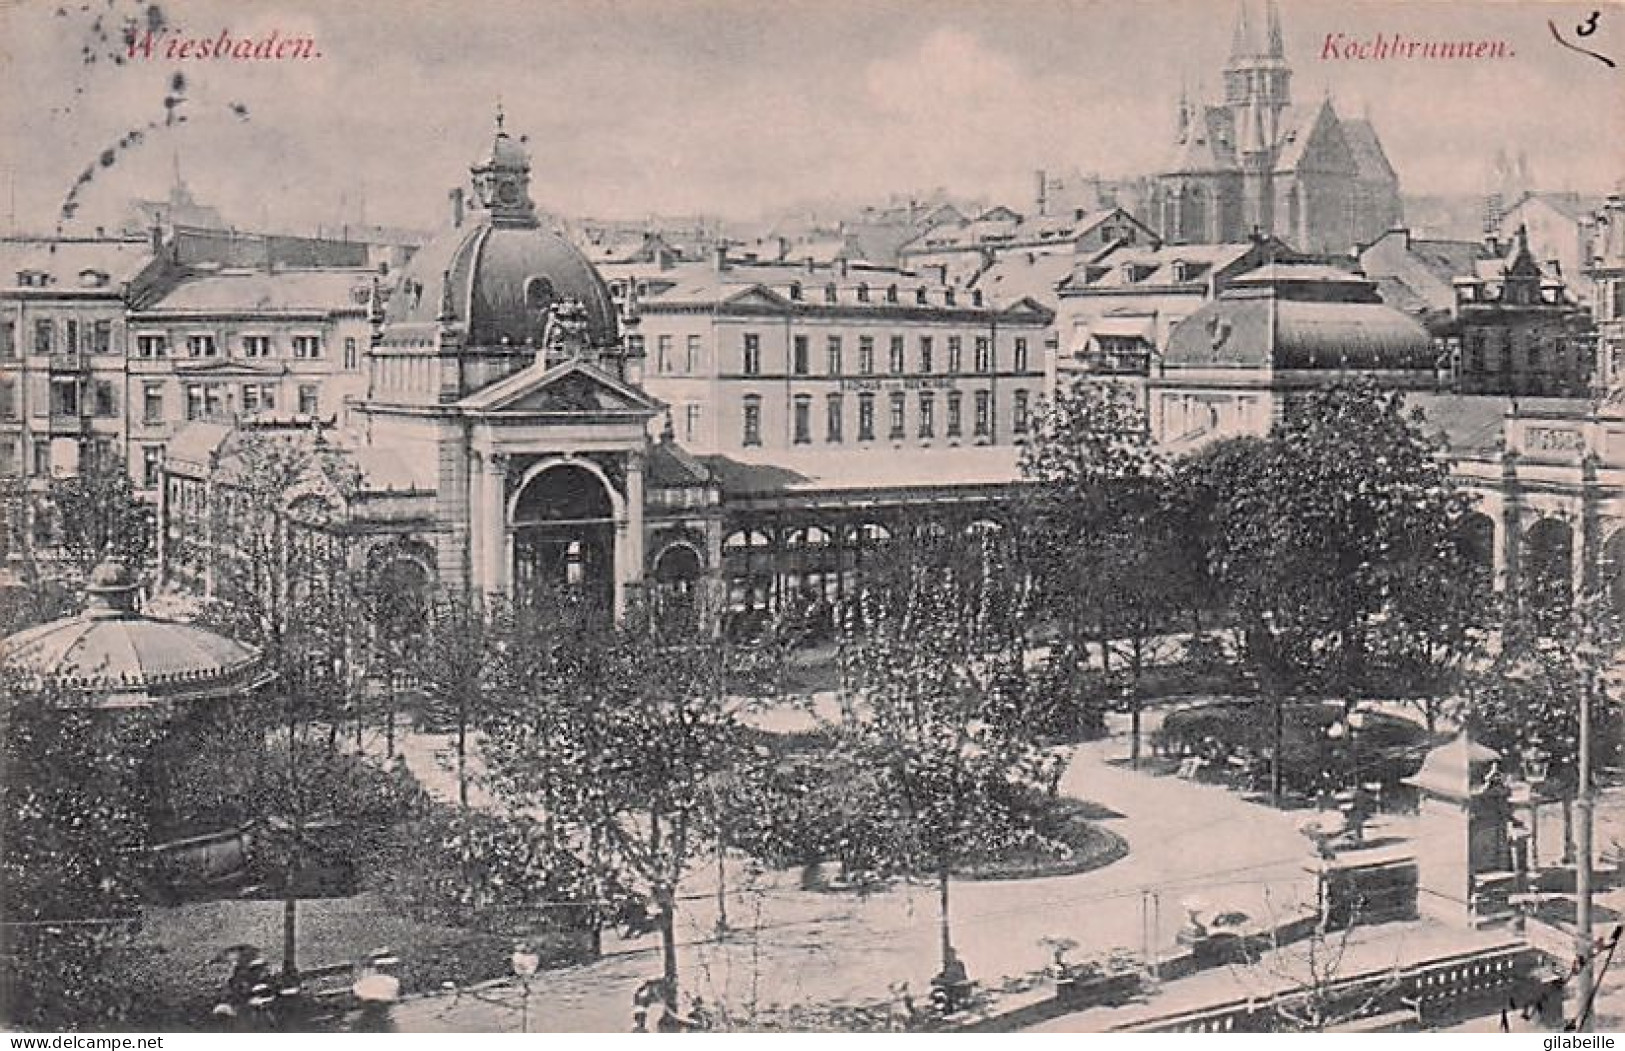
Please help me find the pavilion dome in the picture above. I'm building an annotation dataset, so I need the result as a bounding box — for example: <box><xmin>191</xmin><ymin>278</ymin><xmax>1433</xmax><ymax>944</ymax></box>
<box><xmin>382</xmin><ymin>114</ymin><xmax>620</xmax><ymax>350</ymax></box>
<box><xmin>0</xmin><ymin>561</ymin><xmax>270</xmax><ymax>709</ymax></box>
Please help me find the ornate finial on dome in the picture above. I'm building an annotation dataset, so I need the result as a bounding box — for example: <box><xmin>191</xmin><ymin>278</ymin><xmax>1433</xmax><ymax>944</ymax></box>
<box><xmin>494</xmin><ymin>99</ymin><xmax>505</xmax><ymax>134</ymax></box>
<box><xmin>437</xmin><ymin>269</ymin><xmax>457</xmax><ymax>325</ymax></box>
<box><xmin>85</xmin><ymin>559</ymin><xmax>141</xmax><ymax>617</ymax></box>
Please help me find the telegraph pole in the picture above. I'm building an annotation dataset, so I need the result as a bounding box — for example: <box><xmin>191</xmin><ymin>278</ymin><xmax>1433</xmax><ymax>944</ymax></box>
<box><xmin>1574</xmin><ymin>655</ymin><xmax>1595</xmax><ymax>1030</ymax></box>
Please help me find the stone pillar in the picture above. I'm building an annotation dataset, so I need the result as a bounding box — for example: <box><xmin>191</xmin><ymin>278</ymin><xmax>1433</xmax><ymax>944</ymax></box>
<box><xmin>1576</xmin><ymin>454</ymin><xmax>1600</xmax><ymax>597</ymax></box>
<box><xmin>472</xmin><ymin>451</ymin><xmax>509</xmax><ymax>597</ymax></box>
<box><xmin>619</xmin><ymin>452</ymin><xmax>645</xmax><ymax>620</ymax></box>
<box><xmin>1406</xmin><ymin>732</ymin><xmax>1513</xmax><ymax>927</ymax></box>
<box><xmin>1501</xmin><ymin>452</ymin><xmax>1522</xmax><ymax>610</ymax></box>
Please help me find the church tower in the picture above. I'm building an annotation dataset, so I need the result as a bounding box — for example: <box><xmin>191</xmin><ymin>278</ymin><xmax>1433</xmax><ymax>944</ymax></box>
<box><xmin>1227</xmin><ymin>0</ymin><xmax>1291</xmax><ymax>237</ymax></box>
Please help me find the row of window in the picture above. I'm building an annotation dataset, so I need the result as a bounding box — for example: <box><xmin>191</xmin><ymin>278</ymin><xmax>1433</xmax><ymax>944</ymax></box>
<box><xmin>740</xmin><ymin>332</ymin><xmax>1031</xmax><ymax>378</ymax></box>
<box><xmin>0</xmin><ymin>318</ymin><xmax>116</xmax><ymax>358</ymax></box>
<box><xmin>0</xmin><ymin>377</ymin><xmax>120</xmax><ymax>419</ymax></box>
<box><xmin>741</xmin><ymin>389</ymin><xmax>1030</xmax><ymax>446</ymax></box>
<box><xmin>168</xmin><ymin>382</ymin><xmax>321</xmax><ymax>422</ymax></box>
<box><xmin>0</xmin><ymin>436</ymin><xmax>165</xmax><ymax>488</ymax></box>
<box><xmin>134</xmin><ymin>332</ymin><xmax>351</xmax><ymax>364</ymax></box>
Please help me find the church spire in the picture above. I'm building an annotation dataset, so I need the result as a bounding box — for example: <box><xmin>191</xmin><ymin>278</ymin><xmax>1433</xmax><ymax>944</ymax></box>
<box><xmin>1229</xmin><ymin>0</ymin><xmax>1256</xmax><ymax>60</ymax></box>
<box><xmin>1266</xmin><ymin>0</ymin><xmax>1284</xmax><ymax>58</ymax></box>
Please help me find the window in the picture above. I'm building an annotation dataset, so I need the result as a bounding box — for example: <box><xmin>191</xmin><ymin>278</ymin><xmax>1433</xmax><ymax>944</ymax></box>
<box><xmin>918</xmin><ymin>392</ymin><xmax>936</xmax><ymax>438</ymax></box>
<box><xmin>857</xmin><ymin>283</ymin><xmax>870</xmax><ymax>303</ymax></box>
<box><xmin>826</xmin><ymin>393</ymin><xmax>843</xmax><ymax>443</ymax></box>
<box><xmin>65</xmin><ymin>320</ymin><xmax>78</xmax><ymax>355</ymax></box>
<box><xmin>889</xmin><ymin>335</ymin><xmax>905</xmax><ymax>374</ymax></box>
<box><xmin>886</xmin><ymin>285</ymin><xmax>899</xmax><ymax>304</ymax></box>
<box><xmin>51</xmin><ymin>379</ymin><xmax>78</xmax><ymax>416</ymax></box>
<box><xmin>93</xmin><ymin>380</ymin><xmax>116</xmax><ymax>417</ymax></box>
<box><xmin>919</xmin><ymin>336</ymin><xmax>934</xmax><ymax>373</ymax></box>
<box><xmin>33</xmin><ymin>440</ymin><xmax>50</xmax><ymax>476</ymax></box>
<box><xmin>824</xmin><ymin>283</ymin><xmax>837</xmax><ymax>304</ymax></box>
<box><xmin>186</xmin><ymin>385</ymin><xmax>205</xmax><ymax>421</ymax></box>
<box><xmin>187</xmin><ymin>334</ymin><xmax>217</xmax><ymax>358</ymax></box>
<box><xmin>947</xmin><ymin>392</ymin><xmax>963</xmax><ymax>437</ymax></box>
<box><xmin>34</xmin><ymin>319</ymin><xmax>53</xmax><ymax>355</ymax></box>
<box><xmin>298</xmin><ymin>384</ymin><xmax>319</xmax><ymax>415</ymax></box>
<box><xmin>858</xmin><ymin>336</ymin><xmax>875</xmax><ymax>375</ymax></box>
<box><xmin>916</xmin><ymin>287</ymin><xmax>928</xmax><ymax>305</ymax></box>
<box><xmin>792</xmin><ymin>335</ymin><xmax>809</xmax><ymax>376</ymax></box>
<box><xmin>789</xmin><ymin>282</ymin><xmax>803</xmax><ymax>302</ymax></box>
<box><xmin>684</xmin><ymin>403</ymin><xmax>703</xmax><ymax>443</ymax></box>
<box><xmin>344</xmin><ymin>337</ymin><xmax>359</xmax><ymax>369</ymax></box>
<box><xmin>974</xmin><ymin>389</ymin><xmax>992</xmax><ymax>437</ymax></box>
<box><xmin>657</xmin><ymin>335</ymin><xmax>674</xmax><ymax>374</ymax></box>
<box><xmin>975</xmin><ymin>336</ymin><xmax>994</xmax><ymax>373</ymax></box>
<box><xmin>793</xmin><ymin>394</ymin><xmax>812</xmax><ymax>444</ymax></box>
<box><xmin>888</xmin><ymin>392</ymin><xmax>906</xmax><ymax>439</ymax></box>
<box><xmin>685</xmin><ymin>334</ymin><xmax>702</xmax><ymax>374</ymax></box>
<box><xmin>947</xmin><ymin>336</ymin><xmax>963</xmax><ymax>373</ymax></box>
<box><xmin>242</xmin><ymin>384</ymin><xmax>275</xmax><ymax>413</ymax></box>
<box><xmin>136</xmin><ymin>333</ymin><xmax>168</xmax><ymax>358</ymax></box>
<box><xmin>0</xmin><ymin>319</ymin><xmax>13</xmax><ymax>359</ymax></box>
<box><xmin>292</xmin><ymin>335</ymin><xmax>322</xmax><ymax>359</ymax></box>
<box><xmin>143</xmin><ymin>383</ymin><xmax>164</xmax><ymax>425</ymax></box>
<box><xmin>242</xmin><ymin>335</ymin><xmax>272</xmax><ymax>359</ymax></box>
<box><xmin>858</xmin><ymin>393</ymin><xmax>876</xmax><ymax>441</ymax></box>
<box><xmin>142</xmin><ymin>445</ymin><xmax>164</xmax><ymax>488</ymax></box>
<box><xmin>742</xmin><ymin>333</ymin><xmax>761</xmax><ymax>375</ymax></box>
<box><xmin>93</xmin><ymin>320</ymin><xmax>112</xmax><ymax>354</ymax></box>
<box><xmin>1014</xmin><ymin>337</ymin><xmax>1030</xmax><ymax>372</ymax></box>
<box><xmin>0</xmin><ymin>378</ymin><xmax>14</xmax><ymax>421</ymax></box>
<box><xmin>0</xmin><ymin>436</ymin><xmax>17</xmax><ymax>477</ymax></box>
<box><xmin>826</xmin><ymin>336</ymin><xmax>842</xmax><ymax>375</ymax></box>
<box><xmin>1013</xmin><ymin>390</ymin><xmax>1030</xmax><ymax>435</ymax></box>
<box><xmin>742</xmin><ymin>396</ymin><xmax>762</xmax><ymax>446</ymax></box>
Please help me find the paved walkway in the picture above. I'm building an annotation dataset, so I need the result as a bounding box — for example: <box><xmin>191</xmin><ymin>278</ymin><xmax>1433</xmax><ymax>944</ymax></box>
<box><xmin>385</xmin><ymin>725</ymin><xmax>1321</xmax><ymax>1032</ymax></box>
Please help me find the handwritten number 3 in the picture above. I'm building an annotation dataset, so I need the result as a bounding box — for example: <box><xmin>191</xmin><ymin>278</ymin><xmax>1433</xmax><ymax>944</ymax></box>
<box><xmin>1578</xmin><ymin>10</ymin><xmax>1600</xmax><ymax>37</ymax></box>
<box><xmin>1550</xmin><ymin>16</ymin><xmax>1616</xmax><ymax>67</ymax></box>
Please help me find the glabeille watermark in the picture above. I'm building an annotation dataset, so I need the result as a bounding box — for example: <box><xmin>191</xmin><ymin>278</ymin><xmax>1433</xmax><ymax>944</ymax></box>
<box><xmin>126</xmin><ymin>28</ymin><xmax>323</xmax><ymax>61</ymax></box>
<box><xmin>1320</xmin><ymin>31</ymin><xmax>1515</xmax><ymax>60</ymax></box>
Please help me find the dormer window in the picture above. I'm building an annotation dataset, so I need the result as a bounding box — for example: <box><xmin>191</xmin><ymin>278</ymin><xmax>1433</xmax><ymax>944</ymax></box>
<box><xmin>886</xmin><ymin>284</ymin><xmax>899</xmax><ymax>303</ymax></box>
<box><xmin>944</xmin><ymin>288</ymin><xmax>956</xmax><ymax>306</ymax></box>
<box><xmin>1170</xmin><ymin>261</ymin><xmax>1189</xmax><ymax>283</ymax></box>
<box><xmin>972</xmin><ymin>290</ymin><xmax>984</xmax><ymax>307</ymax></box>
<box><xmin>15</xmin><ymin>270</ymin><xmax>48</xmax><ymax>288</ymax></box>
<box><xmin>525</xmin><ymin>276</ymin><xmax>555</xmax><ymax>312</ymax></box>
<box><xmin>916</xmin><ymin>287</ymin><xmax>928</xmax><ymax>305</ymax></box>
<box><xmin>857</xmin><ymin>283</ymin><xmax>870</xmax><ymax>303</ymax></box>
<box><xmin>824</xmin><ymin>283</ymin><xmax>837</xmax><ymax>303</ymax></box>
<box><xmin>78</xmin><ymin>269</ymin><xmax>109</xmax><ymax>288</ymax></box>
<box><xmin>789</xmin><ymin>281</ymin><xmax>803</xmax><ymax>302</ymax></box>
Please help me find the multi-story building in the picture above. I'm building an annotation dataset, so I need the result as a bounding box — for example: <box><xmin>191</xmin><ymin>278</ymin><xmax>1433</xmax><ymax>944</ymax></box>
<box><xmin>1147</xmin><ymin>263</ymin><xmax>1434</xmax><ymax>452</ymax></box>
<box><xmin>597</xmin><ymin>254</ymin><xmax>1053</xmax><ymax>458</ymax></box>
<box><xmin>1587</xmin><ymin>192</ymin><xmax>1625</xmax><ymax>391</ymax></box>
<box><xmin>124</xmin><ymin>265</ymin><xmax>379</xmax><ymax>491</ymax></box>
<box><xmin>1050</xmin><ymin>238</ymin><xmax>1291</xmax><ymax>393</ymax></box>
<box><xmin>0</xmin><ymin>235</ymin><xmax>158</xmax><ymax>488</ymax></box>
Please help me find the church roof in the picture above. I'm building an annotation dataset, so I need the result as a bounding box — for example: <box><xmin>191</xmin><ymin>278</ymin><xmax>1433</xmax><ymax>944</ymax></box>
<box><xmin>1342</xmin><ymin>118</ymin><xmax>1398</xmax><ymax>183</ymax></box>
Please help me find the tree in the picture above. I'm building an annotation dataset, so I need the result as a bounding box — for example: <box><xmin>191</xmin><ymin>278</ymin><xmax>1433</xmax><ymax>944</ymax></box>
<box><xmin>1022</xmin><ymin>379</ymin><xmax>1191</xmax><ymax>762</ymax></box>
<box><xmin>44</xmin><ymin>454</ymin><xmax>155</xmax><ymax>579</ymax></box>
<box><xmin>1205</xmin><ymin>379</ymin><xmax>1489</xmax><ymax>714</ymax></box>
<box><xmin>832</xmin><ymin>530</ymin><xmax>1062</xmax><ymax>977</ymax></box>
<box><xmin>0</xmin><ymin>668</ymin><xmax>162</xmax><ymax>1029</ymax></box>
<box><xmin>405</xmin><ymin>588</ymin><xmax>508</xmax><ymax>809</ymax></box>
<box><xmin>481</xmin><ymin>594</ymin><xmax>752</xmax><ymax>1010</ymax></box>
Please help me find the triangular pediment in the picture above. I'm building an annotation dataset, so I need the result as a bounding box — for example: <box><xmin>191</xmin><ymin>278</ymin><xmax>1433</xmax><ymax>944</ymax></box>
<box><xmin>174</xmin><ymin>358</ymin><xmax>287</xmax><ymax>377</ymax></box>
<box><xmin>460</xmin><ymin>358</ymin><xmax>664</xmax><ymax>417</ymax></box>
<box><xmin>721</xmin><ymin>285</ymin><xmax>789</xmax><ymax>309</ymax></box>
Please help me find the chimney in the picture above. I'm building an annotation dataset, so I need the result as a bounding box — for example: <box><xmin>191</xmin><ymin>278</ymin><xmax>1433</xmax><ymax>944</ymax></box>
<box><xmin>1036</xmin><ymin>170</ymin><xmax>1048</xmax><ymax>217</ymax></box>
<box><xmin>713</xmin><ymin>244</ymin><xmax>729</xmax><ymax>271</ymax></box>
<box><xmin>1074</xmin><ymin>207</ymin><xmax>1086</xmax><ymax>222</ymax></box>
<box><xmin>803</xmin><ymin>256</ymin><xmax>815</xmax><ymax>275</ymax></box>
<box><xmin>149</xmin><ymin>224</ymin><xmax>163</xmax><ymax>253</ymax></box>
<box><xmin>837</xmin><ymin>257</ymin><xmax>848</xmax><ymax>278</ymax></box>
<box><xmin>448</xmin><ymin>187</ymin><xmax>465</xmax><ymax>229</ymax></box>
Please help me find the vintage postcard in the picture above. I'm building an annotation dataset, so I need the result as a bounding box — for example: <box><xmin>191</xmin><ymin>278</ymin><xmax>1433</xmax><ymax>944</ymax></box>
<box><xmin>2</xmin><ymin>0</ymin><xmax>1624</xmax><ymax>1037</ymax></box>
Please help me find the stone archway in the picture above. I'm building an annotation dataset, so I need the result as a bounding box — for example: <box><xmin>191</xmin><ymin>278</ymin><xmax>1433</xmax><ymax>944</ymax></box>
<box><xmin>651</xmin><ymin>541</ymin><xmax>704</xmax><ymax>635</ymax></box>
<box><xmin>1602</xmin><ymin>528</ymin><xmax>1625</xmax><ymax>620</ymax></box>
<box><xmin>1523</xmin><ymin>517</ymin><xmax>1574</xmax><ymax>627</ymax></box>
<box><xmin>510</xmin><ymin>462</ymin><xmax>618</xmax><ymax>613</ymax></box>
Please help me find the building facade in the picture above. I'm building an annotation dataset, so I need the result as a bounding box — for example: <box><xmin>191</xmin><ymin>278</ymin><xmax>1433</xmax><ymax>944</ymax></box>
<box><xmin>597</xmin><ymin>255</ymin><xmax>1053</xmax><ymax>458</ymax></box>
<box><xmin>1152</xmin><ymin>0</ymin><xmax>1402</xmax><ymax>254</ymax></box>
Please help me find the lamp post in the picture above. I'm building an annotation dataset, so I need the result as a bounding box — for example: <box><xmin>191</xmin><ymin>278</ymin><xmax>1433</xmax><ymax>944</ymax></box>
<box><xmin>1261</xmin><ymin>612</ymin><xmax>1285</xmax><ymax>808</ymax></box>
<box><xmin>1523</xmin><ymin>747</ymin><xmax>1550</xmax><ymax>871</ymax></box>
<box><xmin>511</xmin><ymin>943</ymin><xmax>540</xmax><ymax>1034</ymax></box>
<box><xmin>1573</xmin><ymin>640</ymin><xmax>1598</xmax><ymax>1032</ymax></box>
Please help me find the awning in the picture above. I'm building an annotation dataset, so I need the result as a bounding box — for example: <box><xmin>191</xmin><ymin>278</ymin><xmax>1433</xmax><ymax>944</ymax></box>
<box><xmin>1089</xmin><ymin>315</ymin><xmax>1156</xmax><ymax>340</ymax></box>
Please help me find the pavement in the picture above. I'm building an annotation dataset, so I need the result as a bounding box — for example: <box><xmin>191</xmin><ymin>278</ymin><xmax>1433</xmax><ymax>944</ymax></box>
<box><xmin>383</xmin><ymin>717</ymin><xmax>1323</xmax><ymax>1032</ymax></box>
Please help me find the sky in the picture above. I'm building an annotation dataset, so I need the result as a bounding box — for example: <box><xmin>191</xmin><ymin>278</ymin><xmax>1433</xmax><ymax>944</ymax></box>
<box><xmin>0</xmin><ymin>0</ymin><xmax>1621</xmax><ymax>235</ymax></box>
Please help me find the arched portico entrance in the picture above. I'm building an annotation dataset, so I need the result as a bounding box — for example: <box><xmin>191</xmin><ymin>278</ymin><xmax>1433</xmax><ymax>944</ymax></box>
<box><xmin>510</xmin><ymin>462</ymin><xmax>618</xmax><ymax>613</ymax></box>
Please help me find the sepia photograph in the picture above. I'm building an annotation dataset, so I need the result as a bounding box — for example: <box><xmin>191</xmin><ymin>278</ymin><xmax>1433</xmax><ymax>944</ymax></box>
<box><xmin>1</xmin><ymin>0</ymin><xmax>1623</xmax><ymax>1036</ymax></box>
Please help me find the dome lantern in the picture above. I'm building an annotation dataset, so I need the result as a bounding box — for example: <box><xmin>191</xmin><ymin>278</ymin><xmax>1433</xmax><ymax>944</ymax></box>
<box><xmin>470</xmin><ymin>104</ymin><xmax>538</xmax><ymax>228</ymax></box>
